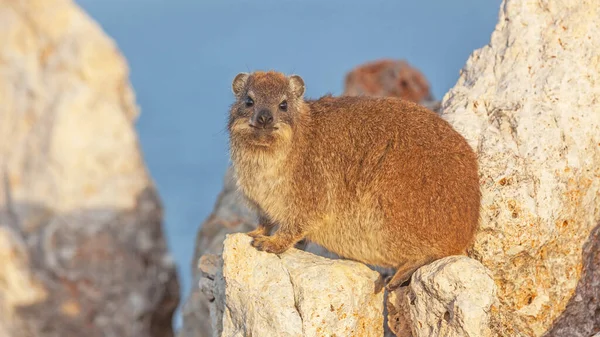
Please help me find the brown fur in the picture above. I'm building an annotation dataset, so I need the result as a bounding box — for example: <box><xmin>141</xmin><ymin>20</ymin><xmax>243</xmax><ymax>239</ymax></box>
<box><xmin>227</xmin><ymin>70</ymin><xmax>481</xmax><ymax>290</ymax></box>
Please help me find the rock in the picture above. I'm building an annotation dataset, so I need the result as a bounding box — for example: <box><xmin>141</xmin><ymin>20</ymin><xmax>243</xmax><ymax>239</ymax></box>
<box><xmin>543</xmin><ymin>223</ymin><xmax>600</xmax><ymax>337</ymax></box>
<box><xmin>342</xmin><ymin>59</ymin><xmax>439</xmax><ymax>110</ymax></box>
<box><xmin>386</xmin><ymin>256</ymin><xmax>497</xmax><ymax>337</ymax></box>
<box><xmin>196</xmin><ymin>254</ymin><xmax>225</xmax><ymax>337</ymax></box>
<box><xmin>440</xmin><ymin>0</ymin><xmax>600</xmax><ymax>335</ymax></box>
<box><xmin>201</xmin><ymin>233</ymin><xmax>384</xmax><ymax>337</ymax></box>
<box><xmin>0</xmin><ymin>1</ymin><xmax>179</xmax><ymax>336</ymax></box>
<box><xmin>385</xmin><ymin>289</ymin><xmax>414</xmax><ymax>337</ymax></box>
<box><xmin>178</xmin><ymin>168</ymin><xmax>257</xmax><ymax>337</ymax></box>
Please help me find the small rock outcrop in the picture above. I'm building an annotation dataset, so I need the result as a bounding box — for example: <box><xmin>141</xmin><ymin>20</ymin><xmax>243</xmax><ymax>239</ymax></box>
<box><xmin>200</xmin><ymin>234</ymin><xmax>384</xmax><ymax>337</ymax></box>
<box><xmin>0</xmin><ymin>1</ymin><xmax>179</xmax><ymax>336</ymax></box>
<box><xmin>441</xmin><ymin>0</ymin><xmax>600</xmax><ymax>335</ymax></box>
<box><xmin>387</xmin><ymin>256</ymin><xmax>497</xmax><ymax>337</ymax></box>
<box><xmin>178</xmin><ymin>168</ymin><xmax>258</xmax><ymax>337</ymax></box>
<box><xmin>343</xmin><ymin>59</ymin><xmax>440</xmax><ymax>111</ymax></box>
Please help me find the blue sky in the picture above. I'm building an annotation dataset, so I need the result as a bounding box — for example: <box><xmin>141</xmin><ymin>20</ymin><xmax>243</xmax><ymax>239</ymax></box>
<box><xmin>75</xmin><ymin>0</ymin><xmax>502</xmax><ymax>327</ymax></box>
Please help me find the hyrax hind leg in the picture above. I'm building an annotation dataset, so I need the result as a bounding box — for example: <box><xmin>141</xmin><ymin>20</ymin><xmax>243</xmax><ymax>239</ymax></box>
<box><xmin>385</xmin><ymin>256</ymin><xmax>436</xmax><ymax>291</ymax></box>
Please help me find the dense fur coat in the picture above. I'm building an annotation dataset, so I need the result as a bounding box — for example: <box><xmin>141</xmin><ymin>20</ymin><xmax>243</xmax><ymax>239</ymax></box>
<box><xmin>227</xmin><ymin>71</ymin><xmax>481</xmax><ymax>290</ymax></box>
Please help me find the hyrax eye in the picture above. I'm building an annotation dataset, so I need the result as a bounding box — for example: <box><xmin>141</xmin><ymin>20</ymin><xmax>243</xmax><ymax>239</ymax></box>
<box><xmin>245</xmin><ymin>97</ymin><xmax>254</xmax><ymax>107</ymax></box>
<box><xmin>279</xmin><ymin>100</ymin><xmax>288</xmax><ymax>111</ymax></box>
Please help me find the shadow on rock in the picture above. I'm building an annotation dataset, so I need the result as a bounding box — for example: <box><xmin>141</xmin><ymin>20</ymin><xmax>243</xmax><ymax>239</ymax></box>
<box><xmin>544</xmin><ymin>222</ymin><xmax>600</xmax><ymax>337</ymax></box>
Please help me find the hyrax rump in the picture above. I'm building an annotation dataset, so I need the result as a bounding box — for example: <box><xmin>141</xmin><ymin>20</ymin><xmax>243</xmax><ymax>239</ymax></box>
<box><xmin>227</xmin><ymin>71</ymin><xmax>480</xmax><ymax>290</ymax></box>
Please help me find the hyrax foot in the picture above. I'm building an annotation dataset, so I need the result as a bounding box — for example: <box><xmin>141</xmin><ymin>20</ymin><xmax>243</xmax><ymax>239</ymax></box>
<box><xmin>385</xmin><ymin>274</ymin><xmax>411</xmax><ymax>292</ymax></box>
<box><xmin>251</xmin><ymin>236</ymin><xmax>290</xmax><ymax>254</ymax></box>
<box><xmin>247</xmin><ymin>227</ymin><xmax>266</xmax><ymax>238</ymax></box>
<box><xmin>385</xmin><ymin>257</ymin><xmax>436</xmax><ymax>292</ymax></box>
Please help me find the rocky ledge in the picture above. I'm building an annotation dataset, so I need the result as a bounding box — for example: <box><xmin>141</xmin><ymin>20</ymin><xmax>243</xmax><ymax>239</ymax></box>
<box><xmin>200</xmin><ymin>233</ymin><xmax>385</xmax><ymax>337</ymax></box>
<box><xmin>199</xmin><ymin>234</ymin><xmax>497</xmax><ymax>337</ymax></box>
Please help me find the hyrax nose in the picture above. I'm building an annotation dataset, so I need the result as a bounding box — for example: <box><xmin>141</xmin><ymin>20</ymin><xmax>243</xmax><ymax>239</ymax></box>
<box><xmin>255</xmin><ymin>109</ymin><xmax>274</xmax><ymax>128</ymax></box>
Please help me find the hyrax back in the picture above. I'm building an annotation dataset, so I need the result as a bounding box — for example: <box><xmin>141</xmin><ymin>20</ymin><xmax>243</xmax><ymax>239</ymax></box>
<box><xmin>227</xmin><ymin>71</ymin><xmax>480</xmax><ymax>290</ymax></box>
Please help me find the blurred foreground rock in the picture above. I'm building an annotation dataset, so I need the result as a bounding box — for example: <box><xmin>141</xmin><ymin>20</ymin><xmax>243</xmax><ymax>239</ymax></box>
<box><xmin>441</xmin><ymin>0</ymin><xmax>600</xmax><ymax>335</ymax></box>
<box><xmin>387</xmin><ymin>256</ymin><xmax>497</xmax><ymax>337</ymax></box>
<box><xmin>200</xmin><ymin>233</ymin><xmax>384</xmax><ymax>337</ymax></box>
<box><xmin>343</xmin><ymin>59</ymin><xmax>440</xmax><ymax>112</ymax></box>
<box><xmin>0</xmin><ymin>0</ymin><xmax>179</xmax><ymax>336</ymax></box>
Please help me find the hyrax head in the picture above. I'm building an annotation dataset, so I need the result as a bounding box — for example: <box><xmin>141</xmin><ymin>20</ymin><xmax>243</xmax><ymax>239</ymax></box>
<box><xmin>228</xmin><ymin>71</ymin><xmax>306</xmax><ymax>148</ymax></box>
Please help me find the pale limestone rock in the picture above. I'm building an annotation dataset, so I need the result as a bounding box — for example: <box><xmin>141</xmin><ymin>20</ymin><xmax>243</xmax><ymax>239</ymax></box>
<box><xmin>0</xmin><ymin>0</ymin><xmax>179</xmax><ymax>336</ymax></box>
<box><xmin>387</xmin><ymin>256</ymin><xmax>497</xmax><ymax>337</ymax></box>
<box><xmin>543</xmin><ymin>223</ymin><xmax>600</xmax><ymax>337</ymax></box>
<box><xmin>201</xmin><ymin>233</ymin><xmax>384</xmax><ymax>337</ymax></box>
<box><xmin>197</xmin><ymin>254</ymin><xmax>225</xmax><ymax>337</ymax></box>
<box><xmin>0</xmin><ymin>0</ymin><xmax>144</xmax><ymax>212</ymax></box>
<box><xmin>179</xmin><ymin>168</ymin><xmax>258</xmax><ymax>337</ymax></box>
<box><xmin>385</xmin><ymin>288</ymin><xmax>413</xmax><ymax>337</ymax></box>
<box><xmin>440</xmin><ymin>0</ymin><xmax>600</xmax><ymax>335</ymax></box>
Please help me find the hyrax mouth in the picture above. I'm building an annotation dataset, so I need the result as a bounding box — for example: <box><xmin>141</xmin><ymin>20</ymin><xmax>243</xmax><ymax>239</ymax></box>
<box><xmin>244</xmin><ymin>124</ymin><xmax>279</xmax><ymax>146</ymax></box>
<box><xmin>249</xmin><ymin>124</ymin><xmax>279</xmax><ymax>131</ymax></box>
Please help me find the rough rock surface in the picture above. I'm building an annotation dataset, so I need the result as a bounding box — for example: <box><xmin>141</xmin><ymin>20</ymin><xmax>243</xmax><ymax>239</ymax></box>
<box><xmin>543</xmin><ymin>222</ymin><xmax>600</xmax><ymax>337</ymax></box>
<box><xmin>178</xmin><ymin>168</ymin><xmax>257</xmax><ymax>337</ymax></box>
<box><xmin>440</xmin><ymin>0</ymin><xmax>600</xmax><ymax>335</ymax></box>
<box><xmin>0</xmin><ymin>1</ymin><xmax>179</xmax><ymax>336</ymax></box>
<box><xmin>387</xmin><ymin>256</ymin><xmax>497</xmax><ymax>337</ymax></box>
<box><xmin>201</xmin><ymin>233</ymin><xmax>384</xmax><ymax>337</ymax></box>
<box><xmin>343</xmin><ymin>59</ymin><xmax>440</xmax><ymax>111</ymax></box>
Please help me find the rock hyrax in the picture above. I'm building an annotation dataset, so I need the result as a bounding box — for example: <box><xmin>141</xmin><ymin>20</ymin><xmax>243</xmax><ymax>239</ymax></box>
<box><xmin>227</xmin><ymin>71</ymin><xmax>480</xmax><ymax>290</ymax></box>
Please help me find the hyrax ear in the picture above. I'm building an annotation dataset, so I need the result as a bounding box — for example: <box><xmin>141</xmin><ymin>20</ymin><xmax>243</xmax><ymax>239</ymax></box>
<box><xmin>232</xmin><ymin>72</ymin><xmax>250</xmax><ymax>96</ymax></box>
<box><xmin>289</xmin><ymin>74</ymin><xmax>305</xmax><ymax>98</ymax></box>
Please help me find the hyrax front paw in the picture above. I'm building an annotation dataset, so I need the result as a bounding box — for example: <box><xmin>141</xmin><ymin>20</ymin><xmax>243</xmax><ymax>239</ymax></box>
<box><xmin>246</xmin><ymin>227</ymin><xmax>265</xmax><ymax>238</ymax></box>
<box><xmin>251</xmin><ymin>236</ymin><xmax>289</xmax><ymax>254</ymax></box>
